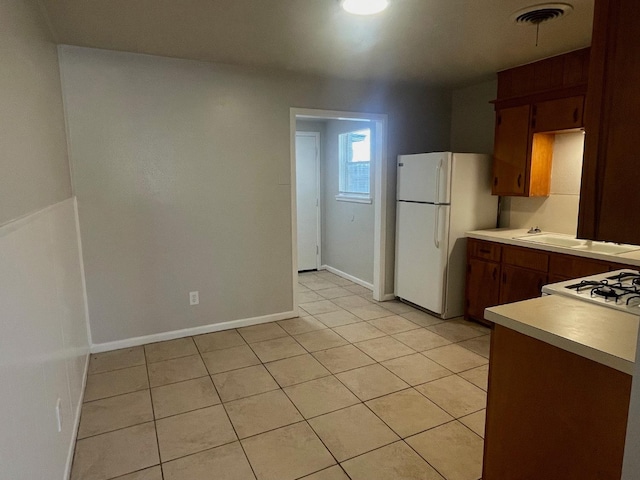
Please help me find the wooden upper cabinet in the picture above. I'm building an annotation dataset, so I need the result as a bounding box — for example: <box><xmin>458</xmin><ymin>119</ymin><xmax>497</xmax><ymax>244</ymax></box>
<box><xmin>578</xmin><ymin>0</ymin><xmax>640</xmax><ymax>245</ymax></box>
<box><xmin>492</xmin><ymin>49</ymin><xmax>589</xmax><ymax>197</ymax></box>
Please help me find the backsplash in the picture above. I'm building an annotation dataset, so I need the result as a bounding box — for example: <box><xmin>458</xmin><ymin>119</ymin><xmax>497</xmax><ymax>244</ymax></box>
<box><xmin>501</xmin><ymin>132</ymin><xmax>585</xmax><ymax>235</ymax></box>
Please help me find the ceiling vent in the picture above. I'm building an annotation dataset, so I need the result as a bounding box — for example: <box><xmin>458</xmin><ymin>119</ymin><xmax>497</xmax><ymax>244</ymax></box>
<box><xmin>512</xmin><ymin>3</ymin><xmax>574</xmax><ymax>25</ymax></box>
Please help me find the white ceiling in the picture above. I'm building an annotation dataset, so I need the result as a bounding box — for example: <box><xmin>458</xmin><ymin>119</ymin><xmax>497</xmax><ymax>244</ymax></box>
<box><xmin>40</xmin><ymin>0</ymin><xmax>594</xmax><ymax>86</ymax></box>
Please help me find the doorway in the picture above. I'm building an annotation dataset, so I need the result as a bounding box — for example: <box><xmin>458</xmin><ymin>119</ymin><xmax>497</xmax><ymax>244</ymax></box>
<box><xmin>295</xmin><ymin>132</ymin><xmax>321</xmax><ymax>271</ymax></box>
<box><xmin>290</xmin><ymin>108</ymin><xmax>389</xmax><ymax>306</ymax></box>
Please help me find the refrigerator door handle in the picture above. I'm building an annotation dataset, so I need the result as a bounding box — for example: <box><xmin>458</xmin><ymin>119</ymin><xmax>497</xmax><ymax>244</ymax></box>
<box><xmin>435</xmin><ymin>159</ymin><xmax>443</xmax><ymax>204</ymax></box>
<box><xmin>434</xmin><ymin>205</ymin><xmax>440</xmax><ymax>249</ymax></box>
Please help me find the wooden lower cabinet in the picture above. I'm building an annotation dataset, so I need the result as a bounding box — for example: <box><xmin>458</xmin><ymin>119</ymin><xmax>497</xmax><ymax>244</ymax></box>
<box><xmin>465</xmin><ymin>258</ymin><xmax>500</xmax><ymax>321</ymax></box>
<box><xmin>483</xmin><ymin>325</ymin><xmax>631</xmax><ymax>479</ymax></box>
<box><xmin>499</xmin><ymin>265</ymin><xmax>547</xmax><ymax>305</ymax></box>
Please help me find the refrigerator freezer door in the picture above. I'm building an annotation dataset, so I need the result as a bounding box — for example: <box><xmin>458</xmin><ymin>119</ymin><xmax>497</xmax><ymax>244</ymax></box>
<box><xmin>397</xmin><ymin>153</ymin><xmax>451</xmax><ymax>204</ymax></box>
<box><xmin>395</xmin><ymin>202</ymin><xmax>450</xmax><ymax>314</ymax></box>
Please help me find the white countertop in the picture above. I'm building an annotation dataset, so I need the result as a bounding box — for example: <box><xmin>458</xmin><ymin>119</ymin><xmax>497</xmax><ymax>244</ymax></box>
<box><xmin>485</xmin><ymin>295</ymin><xmax>639</xmax><ymax>374</ymax></box>
<box><xmin>466</xmin><ymin>228</ymin><xmax>640</xmax><ymax>267</ymax></box>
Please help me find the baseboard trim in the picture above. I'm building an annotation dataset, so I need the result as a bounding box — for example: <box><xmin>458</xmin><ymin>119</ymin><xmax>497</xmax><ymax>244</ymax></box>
<box><xmin>381</xmin><ymin>293</ymin><xmax>396</xmax><ymax>301</ymax></box>
<box><xmin>65</xmin><ymin>352</ymin><xmax>89</xmax><ymax>479</ymax></box>
<box><xmin>320</xmin><ymin>265</ymin><xmax>373</xmax><ymax>290</ymax></box>
<box><xmin>90</xmin><ymin>310</ymin><xmax>298</xmax><ymax>353</ymax></box>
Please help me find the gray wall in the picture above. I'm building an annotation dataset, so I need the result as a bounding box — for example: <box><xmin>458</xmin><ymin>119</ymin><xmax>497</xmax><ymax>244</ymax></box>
<box><xmin>450</xmin><ymin>79</ymin><xmax>497</xmax><ymax>155</ymax></box>
<box><xmin>60</xmin><ymin>46</ymin><xmax>451</xmax><ymax>344</ymax></box>
<box><xmin>0</xmin><ymin>0</ymin><xmax>71</xmax><ymax>225</ymax></box>
<box><xmin>322</xmin><ymin>120</ymin><xmax>375</xmax><ymax>284</ymax></box>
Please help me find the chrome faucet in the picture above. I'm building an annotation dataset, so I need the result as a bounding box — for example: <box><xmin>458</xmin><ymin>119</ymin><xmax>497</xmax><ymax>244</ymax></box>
<box><xmin>527</xmin><ymin>226</ymin><xmax>542</xmax><ymax>234</ymax></box>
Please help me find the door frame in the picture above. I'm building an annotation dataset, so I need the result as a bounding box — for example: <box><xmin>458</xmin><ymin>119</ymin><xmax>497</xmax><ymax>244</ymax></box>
<box><xmin>295</xmin><ymin>131</ymin><xmax>321</xmax><ymax>271</ymax></box>
<box><xmin>289</xmin><ymin>107</ymin><xmax>389</xmax><ymax>307</ymax></box>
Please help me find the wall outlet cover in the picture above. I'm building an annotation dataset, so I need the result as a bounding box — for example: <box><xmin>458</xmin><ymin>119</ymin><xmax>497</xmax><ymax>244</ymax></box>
<box><xmin>189</xmin><ymin>291</ymin><xmax>199</xmax><ymax>305</ymax></box>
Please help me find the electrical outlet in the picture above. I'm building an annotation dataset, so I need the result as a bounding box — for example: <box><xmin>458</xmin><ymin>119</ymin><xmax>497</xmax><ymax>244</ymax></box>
<box><xmin>189</xmin><ymin>291</ymin><xmax>199</xmax><ymax>305</ymax></box>
<box><xmin>55</xmin><ymin>398</ymin><xmax>63</xmax><ymax>433</ymax></box>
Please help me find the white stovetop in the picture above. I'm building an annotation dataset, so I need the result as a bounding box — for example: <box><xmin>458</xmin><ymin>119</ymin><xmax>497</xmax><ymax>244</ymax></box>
<box><xmin>485</xmin><ymin>295</ymin><xmax>639</xmax><ymax>374</ymax></box>
<box><xmin>466</xmin><ymin>228</ymin><xmax>640</xmax><ymax>267</ymax></box>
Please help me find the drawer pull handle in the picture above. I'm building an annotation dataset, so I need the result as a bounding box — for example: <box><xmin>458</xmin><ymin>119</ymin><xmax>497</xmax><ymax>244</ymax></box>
<box><xmin>573</xmin><ymin>107</ymin><xmax>579</xmax><ymax>123</ymax></box>
<box><xmin>479</xmin><ymin>249</ymin><xmax>491</xmax><ymax>254</ymax></box>
<box><xmin>517</xmin><ymin>174</ymin><xmax>522</xmax><ymax>188</ymax></box>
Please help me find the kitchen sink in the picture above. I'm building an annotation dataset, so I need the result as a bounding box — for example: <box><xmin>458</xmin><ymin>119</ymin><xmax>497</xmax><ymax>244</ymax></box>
<box><xmin>514</xmin><ymin>233</ymin><xmax>586</xmax><ymax>248</ymax></box>
<box><xmin>571</xmin><ymin>241</ymin><xmax>640</xmax><ymax>255</ymax></box>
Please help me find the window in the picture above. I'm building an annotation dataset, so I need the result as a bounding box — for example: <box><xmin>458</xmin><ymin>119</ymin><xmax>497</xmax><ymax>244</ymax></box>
<box><xmin>337</xmin><ymin>128</ymin><xmax>372</xmax><ymax>203</ymax></box>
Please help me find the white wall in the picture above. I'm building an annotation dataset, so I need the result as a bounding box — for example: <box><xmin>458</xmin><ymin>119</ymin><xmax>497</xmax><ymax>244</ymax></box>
<box><xmin>322</xmin><ymin>120</ymin><xmax>375</xmax><ymax>284</ymax></box>
<box><xmin>59</xmin><ymin>46</ymin><xmax>452</xmax><ymax>346</ymax></box>
<box><xmin>0</xmin><ymin>2</ymin><xmax>90</xmax><ymax>478</ymax></box>
<box><xmin>504</xmin><ymin>132</ymin><xmax>585</xmax><ymax>235</ymax></box>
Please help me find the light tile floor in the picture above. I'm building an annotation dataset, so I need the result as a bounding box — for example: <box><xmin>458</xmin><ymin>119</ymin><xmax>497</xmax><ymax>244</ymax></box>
<box><xmin>71</xmin><ymin>270</ymin><xmax>491</xmax><ymax>480</ymax></box>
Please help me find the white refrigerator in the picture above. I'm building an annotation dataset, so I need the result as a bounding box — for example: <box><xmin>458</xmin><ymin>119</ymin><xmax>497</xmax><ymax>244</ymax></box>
<box><xmin>395</xmin><ymin>152</ymin><xmax>497</xmax><ymax>318</ymax></box>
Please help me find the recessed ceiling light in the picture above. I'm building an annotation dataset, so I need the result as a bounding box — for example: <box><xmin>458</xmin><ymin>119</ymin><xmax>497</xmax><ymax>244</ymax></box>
<box><xmin>340</xmin><ymin>0</ymin><xmax>389</xmax><ymax>16</ymax></box>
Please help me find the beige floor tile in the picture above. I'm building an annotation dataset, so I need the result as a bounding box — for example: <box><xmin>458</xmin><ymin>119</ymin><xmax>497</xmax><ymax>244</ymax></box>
<box><xmin>70</xmin><ymin>422</ymin><xmax>159</xmax><ymax>480</ymax></box>
<box><xmin>299</xmin><ymin>291</ymin><xmax>326</xmax><ymax>303</ymax></box>
<box><xmin>416</xmin><ymin>375</ymin><xmax>487</xmax><ymax>418</ymax></box>
<box><xmin>458</xmin><ymin>364</ymin><xmax>489</xmax><ymax>391</ymax></box>
<box><xmin>297</xmin><ymin>284</ymin><xmax>311</xmax><ymax>293</ymax></box>
<box><xmin>88</xmin><ymin>347</ymin><xmax>145</xmax><ymax>375</ymax></box>
<box><xmin>453</xmin><ymin>317</ymin><xmax>491</xmax><ymax>335</ymax></box>
<box><xmin>144</xmin><ymin>337</ymin><xmax>198</xmax><ymax>363</ymax></box>
<box><xmin>265</xmin><ymin>354</ymin><xmax>330</xmax><ymax>387</ymax></box>
<box><xmin>315</xmin><ymin>271</ymin><xmax>348</xmax><ymax>285</ymax></box>
<box><xmin>314</xmin><ymin>310</ymin><xmax>361</xmax><ymax>328</ymax></box>
<box><xmin>360</xmin><ymin>291</ymin><xmax>375</xmax><ymax>301</ymax></box>
<box><xmin>151</xmin><ymin>376</ymin><xmax>220</xmax><ymax>419</ymax></box>
<box><xmin>156</xmin><ymin>405</ymin><xmax>237</xmax><ymax>462</ymax></box>
<box><xmin>201</xmin><ymin>345</ymin><xmax>261</xmax><ymax>374</ymax></box>
<box><xmin>294</xmin><ymin>329</ymin><xmax>348</xmax><ymax>352</ymax></box>
<box><xmin>162</xmin><ymin>442</ymin><xmax>255</xmax><ymax>480</ymax></box>
<box><xmin>225</xmin><ymin>390</ymin><xmax>304</xmax><ymax>438</ymax></box>
<box><xmin>283</xmin><ymin>376</ymin><xmax>360</xmax><ymax>418</ymax></box>
<box><xmin>331</xmin><ymin>295</ymin><xmax>371</xmax><ymax>309</ymax></box>
<box><xmin>238</xmin><ymin>322</ymin><xmax>289</xmax><ymax>343</ymax></box>
<box><xmin>459</xmin><ymin>409</ymin><xmax>486</xmax><ymax>438</ymax></box>
<box><xmin>84</xmin><ymin>365</ymin><xmax>149</xmax><ymax>402</ymax></box>
<box><xmin>347</xmin><ymin>304</ymin><xmax>394</xmax><ymax>321</ymax></box>
<box><xmin>300</xmin><ymin>279</ymin><xmax>338</xmax><ymax>291</ymax></box>
<box><xmin>401</xmin><ymin>311</ymin><xmax>443</xmax><ymax>328</ymax></box>
<box><xmin>78</xmin><ymin>390</ymin><xmax>153</xmax><ymax>439</ymax></box>
<box><xmin>299</xmin><ymin>300</ymin><xmax>342</xmax><ymax>315</ymax></box>
<box><xmin>193</xmin><ymin>330</ymin><xmax>246</xmax><ymax>353</ymax></box>
<box><xmin>212</xmin><ymin>365</ymin><xmax>279</xmax><ymax>402</ymax></box>
<box><xmin>378</xmin><ymin>300</ymin><xmax>417</xmax><ymax>315</ymax></box>
<box><xmin>300</xmin><ymin>466</ymin><xmax>350</xmax><ymax>479</ymax></box>
<box><xmin>458</xmin><ymin>334</ymin><xmax>491</xmax><ymax>359</ymax></box>
<box><xmin>147</xmin><ymin>354</ymin><xmax>208</xmax><ymax>387</ymax></box>
<box><xmin>327</xmin><ymin>276</ymin><xmax>356</xmax><ymax>287</ymax></box>
<box><xmin>317</xmin><ymin>286</ymin><xmax>353</xmax><ymax>299</ymax></box>
<box><xmin>381</xmin><ymin>353</ymin><xmax>453</xmax><ymax>386</ymax></box>
<box><xmin>332</xmin><ymin>323</ymin><xmax>386</xmax><ymax>342</ymax></box>
<box><xmin>393</xmin><ymin>329</ymin><xmax>451</xmax><ymax>352</ymax></box>
<box><xmin>354</xmin><ymin>336</ymin><xmax>415</xmax><ymax>362</ymax></box>
<box><xmin>365</xmin><ymin>389</ymin><xmax>453</xmax><ymax>438</ymax></box>
<box><xmin>336</xmin><ymin>364</ymin><xmax>409</xmax><ymax>401</ymax></box>
<box><xmin>242</xmin><ymin>422</ymin><xmax>335</xmax><ymax>480</ymax></box>
<box><xmin>427</xmin><ymin>321</ymin><xmax>485</xmax><ymax>343</ymax></box>
<box><xmin>367</xmin><ymin>315</ymin><xmax>422</xmax><ymax>335</ymax></box>
<box><xmin>422</xmin><ymin>344</ymin><xmax>487</xmax><ymax>373</ymax></box>
<box><xmin>343</xmin><ymin>284</ymin><xmax>371</xmax><ymax>295</ymax></box>
<box><xmin>341</xmin><ymin>441</ymin><xmax>445</xmax><ymax>480</ymax></box>
<box><xmin>114</xmin><ymin>466</ymin><xmax>163</xmax><ymax>480</ymax></box>
<box><xmin>407</xmin><ymin>421</ymin><xmax>483</xmax><ymax>480</ymax></box>
<box><xmin>249</xmin><ymin>336</ymin><xmax>306</xmax><ymax>362</ymax></box>
<box><xmin>312</xmin><ymin>344</ymin><xmax>375</xmax><ymax>373</ymax></box>
<box><xmin>308</xmin><ymin>404</ymin><xmax>399</xmax><ymax>461</ymax></box>
<box><xmin>278</xmin><ymin>316</ymin><xmax>327</xmax><ymax>335</ymax></box>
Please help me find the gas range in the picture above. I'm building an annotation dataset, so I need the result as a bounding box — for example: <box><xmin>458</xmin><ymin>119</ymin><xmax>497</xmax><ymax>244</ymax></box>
<box><xmin>542</xmin><ymin>269</ymin><xmax>640</xmax><ymax>315</ymax></box>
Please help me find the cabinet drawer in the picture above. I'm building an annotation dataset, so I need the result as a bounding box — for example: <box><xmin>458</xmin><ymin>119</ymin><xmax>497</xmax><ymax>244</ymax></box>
<box><xmin>532</xmin><ymin>96</ymin><xmax>585</xmax><ymax>132</ymax></box>
<box><xmin>549</xmin><ymin>253</ymin><xmax>610</xmax><ymax>279</ymax></box>
<box><xmin>502</xmin><ymin>245</ymin><xmax>549</xmax><ymax>272</ymax></box>
<box><xmin>469</xmin><ymin>239</ymin><xmax>502</xmax><ymax>262</ymax></box>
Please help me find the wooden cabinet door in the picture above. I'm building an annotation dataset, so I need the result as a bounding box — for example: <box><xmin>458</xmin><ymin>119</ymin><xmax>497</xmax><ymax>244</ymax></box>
<box><xmin>466</xmin><ymin>258</ymin><xmax>501</xmax><ymax>322</ymax></box>
<box><xmin>578</xmin><ymin>0</ymin><xmax>640</xmax><ymax>245</ymax></box>
<box><xmin>499</xmin><ymin>265</ymin><xmax>547</xmax><ymax>305</ymax></box>
<box><xmin>492</xmin><ymin>105</ymin><xmax>530</xmax><ymax>196</ymax></box>
<box><xmin>532</xmin><ymin>96</ymin><xmax>585</xmax><ymax>132</ymax></box>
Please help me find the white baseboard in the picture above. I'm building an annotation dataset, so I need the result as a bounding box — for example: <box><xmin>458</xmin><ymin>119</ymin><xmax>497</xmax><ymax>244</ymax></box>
<box><xmin>381</xmin><ymin>293</ymin><xmax>396</xmax><ymax>301</ymax></box>
<box><xmin>320</xmin><ymin>265</ymin><xmax>373</xmax><ymax>291</ymax></box>
<box><xmin>65</xmin><ymin>352</ymin><xmax>90</xmax><ymax>480</ymax></box>
<box><xmin>90</xmin><ymin>310</ymin><xmax>298</xmax><ymax>353</ymax></box>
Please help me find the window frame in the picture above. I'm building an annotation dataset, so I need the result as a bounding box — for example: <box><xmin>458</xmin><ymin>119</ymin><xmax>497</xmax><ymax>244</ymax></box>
<box><xmin>336</xmin><ymin>128</ymin><xmax>373</xmax><ymax>204</ymax></box>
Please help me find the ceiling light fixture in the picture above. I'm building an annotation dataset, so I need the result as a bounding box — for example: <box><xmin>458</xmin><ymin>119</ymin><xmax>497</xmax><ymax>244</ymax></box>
<box><xmin>340</xmin><ymin>0</ymin><xmax>389</xmax><ymax>16</ymax></box>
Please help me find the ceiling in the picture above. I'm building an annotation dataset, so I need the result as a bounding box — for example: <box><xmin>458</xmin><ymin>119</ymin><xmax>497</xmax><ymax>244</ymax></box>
<box><xmin>40</xmin><ymin>0</ymin><xmax>595</xmax><ymax>86</ymax></box>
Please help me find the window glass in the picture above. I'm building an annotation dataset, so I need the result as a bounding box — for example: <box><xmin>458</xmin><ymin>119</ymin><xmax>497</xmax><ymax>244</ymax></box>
<box><xmin>339</xmin><ymin>128</ymin><xmax>371</xmax><ymax>197</ymax></box>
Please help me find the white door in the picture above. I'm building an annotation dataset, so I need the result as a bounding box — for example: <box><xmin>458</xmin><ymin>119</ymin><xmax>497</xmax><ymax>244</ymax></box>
<box><xmin>395</xmin><ymin>201</ymin><xmax>450</xmax><ymax>313</ymax></box>
<box><xmin>397</xmin><ymin>152</ymin><xmax>452</xmax><ymax>204</ymax></box>
<box><xmin>296</xmin><ymin>132</ymin><xmax>320</xmax><ymax>271</ymax></box>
